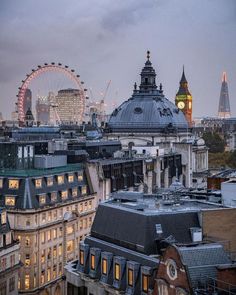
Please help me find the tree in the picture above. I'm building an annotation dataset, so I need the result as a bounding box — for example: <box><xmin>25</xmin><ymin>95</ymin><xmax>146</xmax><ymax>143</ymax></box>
<box><xmin>226</xmin><ymin>150</ymin><xmax>236</xmax><ymax>168</ymax></box>
<box><xmin>202</xmin><ymin>131</ymin><xmax>225</xmax><ymax>153</ymax></box>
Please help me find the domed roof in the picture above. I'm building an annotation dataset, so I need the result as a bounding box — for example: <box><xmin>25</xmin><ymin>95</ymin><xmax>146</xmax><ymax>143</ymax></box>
<box><xmin>108</xmin><ymin>52</ymin><xmax>188</xmax><ymax>133</ymax></box>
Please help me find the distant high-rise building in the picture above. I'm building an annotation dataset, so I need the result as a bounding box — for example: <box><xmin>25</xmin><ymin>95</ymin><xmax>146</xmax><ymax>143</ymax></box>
<box><xmin>23</xmin><ymin>88</ymin><xmax>32</xmax><ymax>117</ymax></box>
<box><xmin>175</xmin><ymin>67</ymin><xmax>193</xmax><ymax>126</ymax></box>
<box><xmin>36</xmin><ymin>96</ymin><xmax>50</xmax><ymax>124</ymax></box>
<box><xmin>218</xmin><ymin>72</ymin><xmax>231</xmax><ymax>118</ymax></box>
<box><xmin>55</xmin><ymin>89</ymin><xmax>84</xmax><ymax>124</ymax></box>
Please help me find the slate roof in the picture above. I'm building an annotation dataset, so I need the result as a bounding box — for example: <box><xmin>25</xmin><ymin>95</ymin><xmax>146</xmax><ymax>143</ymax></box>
<box><xmin>178</xmin><ymin>244</ymin><xmax>231</xmax><ymax>286</ymax></box>
<box><xmin>91</xmin><ymin>203</ymin><xmax>200</xmax><ymax>255</ymax></box>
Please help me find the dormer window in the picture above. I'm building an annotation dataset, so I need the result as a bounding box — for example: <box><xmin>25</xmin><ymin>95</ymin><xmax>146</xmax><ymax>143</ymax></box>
<box><xmin>51</xmin><ymin>192</ymin><xmax>57</xmax><ymax>203</ymax></box>
<box><xmin>102</xmin><ymin>258</ymin><xmax>107</xmax><ymax>275</ymax></box>
<box><xmin>79</xmin><ymin>250</ymin><xmax>84</xmax><ymax>266</ymax></box>
<box><xmin>5</xmin><ymin>196</ymin><xmax>15</xmax><ymax>206</ymax></box>
<box><xmin>115</xmin><ymin>263</ymin><xmax>120</xmax><ymax>280</ymax></box>
<box><xmin>47</xmin><ymin>177</ymin><xmax>53</xmax><ymax>187</ymax></box>
<box><xmin>57</xmin><ymin>175</ymin><xmax>64</xmax><ymax>185</ymax></box>
<box><xmin>142</xmin><ymin>274</ymin><xmax>149</xmax><ymax>293</ymax></box>
<box><xmin>35</xmin><ymin>178</ymin><xmax>42</xmax><ymax>188</ymax></box>
<box><xmin>61</xmin><ymin>190</ymin><xmax>68</xmax><ymax>200</ymax></box>
<box><xmin>128</xmin><ymin>268</ymin><xmax>134</xmax><ymax>287</ymax></box>
<box><xmin>0</xmin><ymin>178</ymin><xmax>3</xmax><ymax>188</ymax></box>
<box><xmin>39</xmin><ymin>194</ymin><xmax>46</xmax><ymax>205</ymax></box>
<box><xmin>78</xmin><ymin>174</ymin><xmax>83</xmax><ymax>182</ymax></box>
<box><xmin>9</xmin><ymin>179</ymin><xmax>19</xmax><ymax>189</ymax></box>
<box><xmin>91</xmin><ymin>254</ymin><xmax>95</xmax><ymax>270</ymax></box>
<box><xmin>68</xmin><ymin>174</ymin><xmax>74</xmax><ymax>183</ymax></box>
<box><xmin>72</xmin><ymin>187</ymin><xmax>77</xmax><ymax>197</ymax></box>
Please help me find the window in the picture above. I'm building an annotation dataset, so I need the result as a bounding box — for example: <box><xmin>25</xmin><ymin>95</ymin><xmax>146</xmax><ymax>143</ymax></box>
<box><xmin>41</xmin><ymin>250</ymin><xmax>45</xmax><ymax>263</ymax></box>
<box><xmin>5</xmin><ymin>196</ymin><xmax>15</xmax><ymax>206</ymax></box>
<box><xmin>25</xmin><ymin>274</ymin><xmax>30</xmax><ymax>289</ymax></box>
<box><xmin>51</xmin><ymin>192</ymin><xmax>57</xmax><ymax>202</ymax></box>
<box><xmin>53</xmin><ymin>265</ymin><xmax>57</xmax><ymax>279</ymax></box>
<box><xmin>47</xmin><ymin>177</ymin><xmax>53</xmax><ymax>186</ymax></box>
<box><xmin>25</xmin><ymin>236</ymin><xmax>30</xmax><ymax>246</ymax></box>
<box><xmin>25</xmin><ymin>254</ymin><xmax>30</xmax><ymax>266</ymax></box>
<box><xmin>0</xmin><ymin>281</ymin><xmax>6</xmax><ymax>295</ymax></box>
<box><xmin>48</xmin><ymin>248</ymin><xmax>51</xmax><ymax>260</ymax></box>
<box><xmin>6</xmin><ymin>232</ymin><xmax>11</xmax><ymax>245</ymax></box>
<box><xmin>128</xmin><ymin>269</ymin><xmax>133</xmax><ymax>286</ymax></box>
<box><xmin>88</xmin><ymin>200</ymin><xmax>92</xmax><ymax>210</ymax></box>
<box><xmin>53</xmin><ymin>228</ymin><xmax>57</xmax><ymax>239</ymax></box>
<box><xmin>79</xmin><ymin>220</ymin><xmax>83</xmax><ymax>230</ymax></box>
<box><xmin>91</xmin><ymin>254</ymin><xmax>95</xmax><ymax>270</ymax></box>
<box><xmin>42</xmin><ymin>213</ymin><xmax>46</xmax><ymax>223</ymax></box>
<box><xmin>48</xmin><ymin>211</ymin><xmax>52</xmax><ymax>221</ymax></box>
<box><xmin>9</xmin><ymin>276</ymin><xmax>15</xmax><ymax>292</ymax></box>
<box><xmin>53</xmin><ymin>246</ymin><xmax>57</xmax><ymax>258</ymax></box>
<box><xmin>0</xmin><ymin>178</ymin><xmax>3</xmax><ymax>188</ymax></box>
<box><xmin>72</xmin><ymin>187</ymin><xmax>77</xmax><ymax>197</ymax></box>
<box><xmin>78</xmin><ymin>174</ymin><xmax>83</xmax><ymax>182</ymax></box>
<box><xmin>115</xmin><ymin>263</ymin><xmax>120</xmax><ymax>280</ymax></box>
<box><xmin>47</xmin><ymin>268</ymin><xmax>51</xmax><ymax>282</ymax></box>
<box><xmin>41</xmin><ymin>232</ymin><xmax>45</xmax><ymax>244</ymax></box>
<box><xmin>58</xmin><ymin>244</ymin><xmax>62</xmax><ymax>256</ymax></box>
<box><xmin>47</xmin><ymin>230</ymin><xmax>51</xmax><ymax>241</ymax></box>
<box><xmin>59</xmin><ymin>227</ymin><xmax>63</xmax><ymax>237</ymax></box>
<box><xmin>35</xmin><ymin>178</ymin><xmax>42</xmax><ymax>188</ymax></box>
<box><xmin>80</xmin><ymin>250</ymin><xmax>84</xmax><ymax>265</ymax></box>
<box><xmin>67</xmin><ymin>240</ymin><xmax>74</xmax><ymax>253</ymax></box>
<box><xmin>84</xmin><ymin>202</ymin><xmax>88</xmax><ymax>211</ymax></box>
<box><xmin>41</xmin><ymin>271</ymin><xmax>45</xmax><ymax>285</ymax></box>
<box><xmin>1</xmin><ymin>211</ymin><xmax>6</xmax><ymax>224</ymax></box>
<box><xmin>57</xmin><ymin>175</ymin><xmax>64</xmax><ymax>185</ymax></box>
<box><xmin>61</xmin><ymin>190</ymin><xmax>68</xmax><ymax>200</ymax></box>
<box><xmin>81</xmin><ymin>185</ymin><xmax>87</xmax><ymax>195</ymax></box>
<box><xmin>68</xmin><ymin>174</ymin><xmax>74</xmax><ymax>183</ymax></box>
<box><xmin>67</xmin><ymin>225</ymin><xmax>73</xmax><ymax>235</ymax></box>
<box><xmin>166</xmin><ymin>259</ymin><xmax>177</xmax><ymax>280</ymax></box>
<box><xmin>88</xmin><ymin>216</ymin><xmax>92</xmax><ymax>227</ymax></box>
<box><xmin>142</xmin><ymin>274</ymin><xmax>149</xmax><ymax>293</ymax></box>
<box><xmin>39</xmin><ymin>194</ymin><xmax>46</xmax><ymax>205</ymax></box>
<box><xmin>79</xmin><ymin>203</ymin><xmax>83</xmax><ymax>213</ymax></box>
<box><xmin>10</xmin><ymin>254</ymin><xmax>15</xmax><ymax>267</ymax></box>
<box><xmin>59</xmin><ymin>263</ymin><xmax>62</xmax><ymax>275</ymax></box>
<box><xmin>102</xmin><ymin>258</ymin><xmax>107</xmax><ymax>275</ymax></box>
<box><xmin>83</xmin><ymin>218</ymin><xmax>88</xmax><ymax>229</ymax></box>
<box><xmin>9</xmin><ymin>179</ymin><xmax>19</xmax><ymax>189</ymax></box>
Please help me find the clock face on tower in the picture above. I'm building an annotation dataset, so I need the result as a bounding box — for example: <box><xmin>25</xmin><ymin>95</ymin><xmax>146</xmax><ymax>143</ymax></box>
<box><xmin>177</xmin><ymin>101</ymin><xmax>185</xmax><ymax>109</ymax></box>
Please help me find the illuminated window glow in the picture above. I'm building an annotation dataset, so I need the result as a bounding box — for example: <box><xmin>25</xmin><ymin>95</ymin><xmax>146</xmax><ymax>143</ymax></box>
<box><xmin>80</xmin><ymin>250</ymin><xmax>84</xmax><ymax>265</ymax></box>
<box><xmin>5</xmin><ymin>196</ymin><xmax>15</xmax><ymax>206</ymax></box>
<box><xmin>0</xmin><ymin>178</ymin><xmax>3</xmax><ymax>188</ymax></box>
<box><xmin>25</xmin><ymin>274</ymin><xmax>30</xmax><ymax>289</ymax></box>
<box><xmin>47</xmin><ymin>177</ymin><xmax>53</xmax><ymax>186</ymax></box>
<box><xmin>1</xmin><ymin>211</ymin><xmax>6</xmax><ymax>224</ymax></box>
<box><xmin>68</xmin><ymin>174</ymin><xmax>74</xmax><ymax>183</ymax></box>
<box><xmin>91</xmin><ymin>254</ymin><xmax>95</xmax><ymax>270</ymax></box>
<box><xmin>39</xmin><ymin>194</ymin><xmax>46</xmax><ymax>205</ymax></box>
<box><xmin>78</xmin><ymin>174</ymin><xmax>83</xmax><ymax>182</ymax></box>
<box><xmin>142</xmin><ymin>274</ymin><xmax>149</xmax><ymax>293</ymax></box>
<box><xmin>67</xmin><ymin>240</ymin><xmax>74</xmax><ymax>253</ymax></box>
<box><xmin>61</xmin><ymin>190</ymin><xmax>68</xmax><ymax>200</ymax></box>
<box><xmin>102</xmin><ymin>258</ymin><xmax>107</xmax><ymax>275</ymax></box>
<box><xmin>128</xmin><ymin>269</ymin><xmax>133</xmax><ymax>286</ymax></box>
<box><xmin>81</xmin><ymin>185</ymin><xmax>87</xmax><ymax>195</ymax></box>
<box><xmin>9</xmin><ymin>179</ymin><xmax>19</xmax><ymax>189</ymax></box>
<box><xmin>35</xmin><ymin>178</ymin><xmax>42</xmax><ymax>188</ymax></box>
<box><xmin>115</xmin><ymin>263</ymin><xmax>120</xmax><ymax>280</ymax></box>
<box><xmin>57</xmin><ymin>175</ymin><xmax>64</xmax><ymax>185</ymax></box>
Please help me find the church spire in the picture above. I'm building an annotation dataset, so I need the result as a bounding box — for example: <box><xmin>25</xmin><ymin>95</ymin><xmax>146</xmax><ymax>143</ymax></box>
<box><xmin>139</xmin><ymin>50</ymin><xmax>157</xmax><ymax>92</ymax></box>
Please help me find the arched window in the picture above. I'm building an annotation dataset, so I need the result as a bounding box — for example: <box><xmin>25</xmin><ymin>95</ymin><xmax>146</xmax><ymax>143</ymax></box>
<box><xmin>156</xmin><ymin>279</ymin><xmax>168</xmax><ymax>295</ymax></box>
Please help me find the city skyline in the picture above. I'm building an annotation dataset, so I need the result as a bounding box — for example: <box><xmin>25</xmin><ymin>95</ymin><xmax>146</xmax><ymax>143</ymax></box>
<box><xmin>0</xmin><ymin>0</ymin><xmax>236</xmax><ymax>119</ymax></box>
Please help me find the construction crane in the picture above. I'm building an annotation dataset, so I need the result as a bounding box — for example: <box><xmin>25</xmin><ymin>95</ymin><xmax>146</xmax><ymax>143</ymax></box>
<box><xmin>101</xmin><ymin>80</ymin><xmax>111</xmax><ymax>103</ymax></box>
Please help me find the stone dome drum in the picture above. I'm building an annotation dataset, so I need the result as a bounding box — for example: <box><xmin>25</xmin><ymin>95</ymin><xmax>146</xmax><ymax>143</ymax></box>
<box><xmin>108</xmin><ymin>52</ymin><xmax>188</xmax><ymax>133</ymax></box>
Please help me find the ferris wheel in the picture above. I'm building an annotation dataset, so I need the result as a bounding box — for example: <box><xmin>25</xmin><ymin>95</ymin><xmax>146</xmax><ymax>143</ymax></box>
<box><xmin>16</xmin><ymin>63</ymin><xmax>87</xmax><ymax>124</ymax></box>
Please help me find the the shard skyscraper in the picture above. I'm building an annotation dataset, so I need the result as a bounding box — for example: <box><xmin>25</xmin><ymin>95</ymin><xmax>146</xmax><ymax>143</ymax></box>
<box><xmin>218</xmin><ymin>72</ymin><xmax>231</xmax><ymax>118</ymax></box>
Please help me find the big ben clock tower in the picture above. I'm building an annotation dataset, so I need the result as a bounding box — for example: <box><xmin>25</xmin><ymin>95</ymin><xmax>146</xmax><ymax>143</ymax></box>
<box><xmin>175</xmin><ymin>67</ymin><xmax>192</xmax><ymax>126</ymax></box>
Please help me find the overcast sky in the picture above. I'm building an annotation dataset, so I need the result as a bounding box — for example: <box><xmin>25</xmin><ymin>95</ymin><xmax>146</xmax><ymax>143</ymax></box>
<box><xmin>0</xmin><ymin>0</ymin><xmax>235</xmax><ymax>119</ymax></box>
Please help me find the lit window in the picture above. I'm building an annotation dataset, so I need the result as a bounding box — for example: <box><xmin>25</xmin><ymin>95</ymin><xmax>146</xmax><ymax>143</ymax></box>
<box><xmin>66</xmin><ymin>225</ymin><xmax>73</xmax><ymax>235</ymax></box>
<box><xmin>61</xmin><ymin>190</ymin><xmax>68</xmax><ymax>200</ymax></box>
<box><xmin>39</xmin><ymin>194</ymin><xmax>46</xmax><ymax>205</ymax></box>
<box><xmin>1</xmin><ymin>211</ymin><xmax>6</xmax><ymax>224</ymax></box>
<box><xmin>53</xmin><ymin>265</ymin><xmax>57</xmax><ymax>279</ymax></box>
<box><xmin>115</xmin><ymin>263</ymin><xmax>120</xmax><ymax>280</ymax></box>
<box><xmin>42</xmin><ymin>213</ymin><xmax>46</xmax><ymax>223</ymax></box>
<box><xmin>53</xmin><ymin>228</ymin><xmax>57</xmax><ymax>239</ymax></box>
<box><xmin>51</xmin><ymin>192</ymin><xmax>57</xmax><ymax>202</ymax></box>
<box><xmin>47</xmin><ymin>230</ymin><xmax>51</xmax><ymax>241</ymax></box>
<box><xmin>25</xmin><ymin>254</ymin><xmax>30</xmax><ymax>266</ymax></box>
<box><xmin>57</xmin><ymin>175</ymin><xmax>64</xmax><ymax>185</ymax></box>
<box><xmin>67</xmin><ymin>240</ymin><xmax>74</xmax><ymax>253</ymax></box>
<box><xmin>79</xmin><ymin>220</ymin><xmax>83</xmax><ymax>230</ymax></box>
<box><xmin>72</xmin><ymin>187</ymin><xmax>77</xmax><ymax>197</ymax></box>
<box><xmin>88</xmin><ymin>216</ymin><xmax>92</xmax><ymax>227</ymax></box>
<box><xmin>25</xmin><ymin>236</ymin><xmax>30</xmax><ymax>246</ymax></box>
<box><xmin>47</xmin><ymin>268</ymin><xmax>51</xmax><ymax>282</ymax></box>
<box><xmin>83</xmin><ymin>218</ymin><xmax>88</xmax><ymax>229</ymax></box>
<box><xmin>142</xmin><ymin>274</ymin><xmax>149</xmax><ymax>293</ymax></box>
<box><xmin>59</xmin><ymin>263</ymin><xmax>62</xmax><ymax>275</ymax></box>
<box><xmin>78</xmin><ymin>174</ymin><xmax>83</xmax><ymax>182</ymax></box>
<box><xmin>81</xmin><ymin>185</ymin><xmax>87</xmax><ymax>195</ymax></box>
<box><xmin>102</xmin><ymin>258</ymin><xmax>107</xmax><ymax>275</ymax></box>
<box><xmin>25</xmin><ymin>274</ymin><xmax>30</xmax><ymax>289</ymax></box>
<box><xmin>41</xmin><ymin>232</ymin><xmax>45</xmax><ymax>244</ymax></box>
<box><xmin>9</xmin><ymin>179</ymin><xmax>19</xmax><ymax>189</ymax></box>
<box><xmin>68</xmin><ymin>174</ymin><xmax>74</xmax><ymax>183</ymax></box>
<box><xmin>41</xmin><ymin>250</ymin><xmax>45</xmax><ymax>263</ymax></box>
<box><xmin>80</xmin><ymin>250</ymin><xmax>84</xmax><ymax>265</ymax></box>
<box><xmin>0</xmin><ymin>178</ymin><xmax>3</xmax><ymax>188</ymax></box>
<box><xmin>41</xmin><ymin>271</ymin><xmax>45</xmax><ymax>285</ymax></box>
<box><xmin>5</xmin><ymin>196</ymin><xmax>15</xmax><ymax>206</ymax></box>
<box><xmin>91</xmin><ymin>254</ymin><xmax>95</xmax><ymax>270</ymax></box>
<box><xmin>58</xmin><ymin>244</ymin><xmax>62</xmax><ymax>256</ymax></box>
<box><xmin>48</xmin><ymin>211</ymin><xmax>52</xmax><ymax>221</ymax></box>
<box><xmin>35</xmin><ymin>178</ymin><xmax>42</xmax><ymax>188</ymax></box>
<box><xmin>88</xmin><ymin>200</ymin><xmax>92</xmax><ymax>209</ymax></box>
<box><xmin>79</xmin><ymin>203</ymin><xmax>83</xmax><ymax>213</ymax></box>
<box><xmin>47</xmin><ymin>177</ymin><xmax>53</xmax><ymax>186</ymax></box>
<box><xmin>128</xmin><ymin>269</ymin><xmax>133</xmax><ymax>286</ymax></box>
